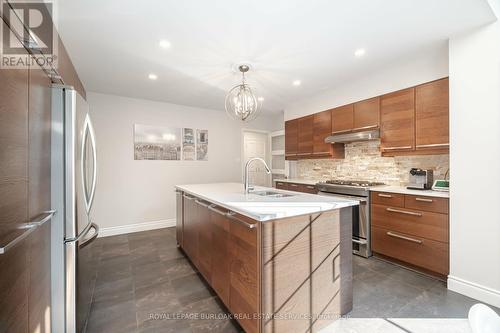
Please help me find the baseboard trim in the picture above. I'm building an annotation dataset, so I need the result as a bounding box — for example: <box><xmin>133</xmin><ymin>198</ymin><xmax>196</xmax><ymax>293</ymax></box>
<box><xmin>98</xmin><ymin>219</ymin><xmax>176</xmax><ymax>238</ymax></box>
<box><xmin>448</xmin><ymin>275</ymin><xmax>500</xmax><ymax>308</ymax></box>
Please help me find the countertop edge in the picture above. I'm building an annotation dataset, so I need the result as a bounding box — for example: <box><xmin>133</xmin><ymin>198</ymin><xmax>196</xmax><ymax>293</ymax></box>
<box><xmin>370</xmin><ymin>186</ymin><xmax>449</xmax><ymax>198</ymax></box>
<box><xmin>175</xmin><ymin>184</ymin><xmax>358</xmax><ymax>222</ymax></box>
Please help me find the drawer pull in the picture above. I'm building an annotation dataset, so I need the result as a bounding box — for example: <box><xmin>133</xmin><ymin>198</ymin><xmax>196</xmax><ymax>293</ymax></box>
<box><xmin>290</xmin><ymin>184</ymin><xmax>299</xmax><ymax>187</ymax></box>
<box><xmin>183</xmin><ymin>194</ymin><xmax>195</xmax><ymax>200</ymax></box>
<box><xmin>306</xmin><ymin>186</ymin><xmax>316</xmax><ymax>189</ymax></box>
<box><xmin>377</xmin><ymin>193</ymin><xmax>393</xmax><ymax>198</ymax></box>
<box><xmin>386</xmin><ymin>208</ymin><xmax>422</xmax><ymax>217</ymax></box>
<box><xmin>208</xmin><ymin>205</ymin><xmax>257</xmax><ymax>229</ymax></box>
<box><xmin>195</xmin><ymin>199</ymin><xmax>212</xmax><ymax>208</ymax></box>
<box><xmin>387</xmin><ymin>231</ymin><xmax>422</xmax><ymax>244</ymax></box>
<box><xmin>415</xmin><ymin>198</ymin><xmax>433</xmax><ymax>203</ymax></box>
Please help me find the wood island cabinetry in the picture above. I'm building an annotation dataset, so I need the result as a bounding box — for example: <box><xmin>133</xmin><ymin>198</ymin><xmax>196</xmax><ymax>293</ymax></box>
<box><xmin>176</xmin><ymin>189</ymin><xmax>353</xmax><ymax>333</ymax></box>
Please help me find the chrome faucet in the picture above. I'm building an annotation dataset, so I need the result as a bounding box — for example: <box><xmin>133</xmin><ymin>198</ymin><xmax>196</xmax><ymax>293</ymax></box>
<box><xmin>244</xmin><ymin>157</ymin><xmax>271</xmax><ymax>193</ymax></box>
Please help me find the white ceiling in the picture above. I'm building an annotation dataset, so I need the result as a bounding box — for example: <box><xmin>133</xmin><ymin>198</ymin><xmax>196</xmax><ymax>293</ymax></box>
<box><xmin>54</xmin><ymin>0</ymin><xmax>495</xmax><ymax>114</ymax></box>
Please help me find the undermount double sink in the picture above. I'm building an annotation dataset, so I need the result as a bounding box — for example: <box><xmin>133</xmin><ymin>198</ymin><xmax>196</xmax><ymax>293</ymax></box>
<box><xmin>250</xmin><ymin>190</ymin><xmax>295</xmax><ymax>198</ymax></box>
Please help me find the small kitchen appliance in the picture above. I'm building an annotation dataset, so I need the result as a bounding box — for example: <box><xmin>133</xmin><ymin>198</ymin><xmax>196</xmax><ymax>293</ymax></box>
<box><xmin>407</xmin><ymin>168</ymin><xmax>434</xmax><ymax>190</ymax></box>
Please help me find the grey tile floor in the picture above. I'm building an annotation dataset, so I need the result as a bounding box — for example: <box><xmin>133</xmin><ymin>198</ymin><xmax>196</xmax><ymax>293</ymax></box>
<box><xmin>85</xmin><ymin>228</ymin><xmax>499</xmax><ymax>333</ymax></box>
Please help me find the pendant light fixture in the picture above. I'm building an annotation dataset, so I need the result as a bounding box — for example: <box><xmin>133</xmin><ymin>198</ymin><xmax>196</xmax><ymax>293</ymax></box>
<box><xmin>225</xmin><ymin>64</ymin><xmax>261</xmax><ymax>122</ymax></box>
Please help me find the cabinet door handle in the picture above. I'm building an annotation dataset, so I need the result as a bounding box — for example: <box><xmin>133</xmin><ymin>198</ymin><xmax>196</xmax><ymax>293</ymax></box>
<box><xmin>415</xmin><ymin>197</ymin><xmax>433</xmax><ymax>203</ymax></box>
<box><xmin>208</xmin><ymin>205</ymin><xmax>257</xmax><ymax>229</ymax></box>
<box><xmin>386</xmin><ymin>208</ymin><xmax>422</xmax><ymax>217</ymax></box>
<box><xmin>387</xmin><ymin>231</ymin><xmax>422</xmax><ymax>244</ymax></box>
<box><xmin>296</xmin><ymin>153</ymin><xmax>310</xmax><ymax>156</ymax></box>
<box><xmin>416</xmin><ymin>143</ymin><xmax>449</xmax><ymax>148</ymax></box>
<box><xmin>382</xmin><ymin>146</ymin><xmax>413</xmax><ymax>151</ymax></box>
<box><xmin>195</xmin><ymin>199</ymin><xmax>212</xmax><ymax>208</ymax></box>
<box><xmin>377</xmin><ymin>193</ymin><xmax>393</xmax><ymax>198</ymax></box>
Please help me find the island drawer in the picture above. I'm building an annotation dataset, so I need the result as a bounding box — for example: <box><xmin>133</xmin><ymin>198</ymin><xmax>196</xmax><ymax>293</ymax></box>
<box><xmin>371</xmin><ymin>204</ymin><xmax>448</xmax><ymax>243</ymax></box>
<box><xmin>371</xmin><ymin>226</ymin><xmax>449</xmax><ymax>275</ymax></box>
<box><xmin>404</xmin><ymin>195</ymin><xmax>449</xmax><ymax>214</ymax></box>
<box><xmin>371</xmin><ymin>192</ymin><xmax>404</xmax><ymax>207</ymax></box>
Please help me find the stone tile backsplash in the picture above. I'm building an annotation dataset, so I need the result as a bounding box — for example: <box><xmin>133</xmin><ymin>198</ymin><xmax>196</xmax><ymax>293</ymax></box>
<box><xmin>296</xmin><ymin>140</ymin><xmax>449</xmax><ymax>186</ymax></box>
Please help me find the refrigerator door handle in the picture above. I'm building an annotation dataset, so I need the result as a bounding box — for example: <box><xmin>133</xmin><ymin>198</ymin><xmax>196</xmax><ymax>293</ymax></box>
<box><xmin>78</xmin><ymin>223</ymin><xmax>99</xmax><ymax>249</ymax></box>
<box><xmin>81</xmin><ymin>114</ymin><xmax>97</xmax><ymax>214</ymax></box>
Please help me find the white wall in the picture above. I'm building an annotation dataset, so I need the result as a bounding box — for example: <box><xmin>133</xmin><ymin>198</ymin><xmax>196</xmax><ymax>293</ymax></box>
<box><xmin>284</xmin><ymin>43</ymin><xmax>449</xmax><ymax>120</ymax></box>
<box><xmin>448</xmin><ymin>0</ymin><xmax>500</xmax><ymax>307</ymax></box>
<box><xmin>88</xmin><ymin>92</ymin><xmax>282</xmax><ymax>236</ymax></box>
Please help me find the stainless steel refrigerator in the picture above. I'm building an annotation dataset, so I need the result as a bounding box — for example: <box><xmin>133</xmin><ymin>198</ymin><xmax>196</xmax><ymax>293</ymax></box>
<box><xmin>51</xmin><ymin>85</ymin><xmax>99</xmax><ymax>333</ymax></box>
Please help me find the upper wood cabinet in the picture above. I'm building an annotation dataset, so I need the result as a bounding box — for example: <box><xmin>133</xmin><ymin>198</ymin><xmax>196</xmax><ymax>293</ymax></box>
<box><xmin>286</xmin><ymin>78</ymin><xmax>448</xmax><ymax>158</ymax></box>
<box><xmin>313</xmin><ymin>110</ymin><xmax>345</xmax><ymax>159</ymax></box>
<box><xmin>354</xmin><ymin>97</ymin><xmax>380</xmax><ymax>130</ymax></box>
<box><xmin>380</xmin><ymin>88</ymin><xmax>415</xmax><ymax>154</ymax></box>
<box><xmin>313</xmin><ymin>110</ymin><xmax>331</xmax><ymax>155</ymax></box>
<box><xmin>331</xmin><ymin>104</ymin><xmax>354</xmax><ymax>134</ymax></box>
<box><xmin>284</xmin><ymin>112</ymin><xmax>345</xmax><ymax>160</ymax></box>
<box><xmin>415</xmin><ymin>78</ymin><xmax>449</xmax><ymax>151</ymax></box>
<box><xmin>297</xmin><ymin>115</ymin><xmax>313</xmax><ymax>156</ymax></box>
<box><xmin>284</xmin><ymin>119</ymin><xmax>298</xmax><ymax>159</ymax></box>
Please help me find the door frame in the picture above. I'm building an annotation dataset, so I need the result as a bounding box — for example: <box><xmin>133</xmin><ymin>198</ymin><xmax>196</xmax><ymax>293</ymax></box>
<box><xmin>241</xmin><ymin>128</ymin><xmax>271</xmax><ymax>187</ymax></box>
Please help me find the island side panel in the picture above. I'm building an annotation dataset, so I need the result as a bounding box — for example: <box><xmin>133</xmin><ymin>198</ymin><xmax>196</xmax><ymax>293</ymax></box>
<box><xmin>312</xmin><ymin>207</ymin><xmax>353</xmax><ymax>332</ymax></box>
<box><xmin>261</xmin><ymin>209</ymin><xmax>353</xmax><ymax>333</ymax></box>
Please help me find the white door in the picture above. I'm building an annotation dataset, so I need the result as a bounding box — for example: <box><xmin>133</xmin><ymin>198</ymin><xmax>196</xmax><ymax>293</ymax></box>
<box><xmin>243</xmin><ymin>131</ymin><xmax>269</xmax><ymax>187</ymax></box>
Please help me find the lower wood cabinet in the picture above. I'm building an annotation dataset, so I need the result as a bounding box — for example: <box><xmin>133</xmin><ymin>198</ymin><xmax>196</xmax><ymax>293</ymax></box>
<box><xmin>210</xmin><ymin>207</ymin><xmax>231</xmax><ymax>305</ymax></box>
<box><xmin>276</xmin><ymin>181</ymin><xmax>318</xmax><ymax>194</ymax></box>
<box><xmin>371</xmin><ymin>226</ymin><xmax>449</xmax><ymax>275</ymax></box>
<box><xmin>196</xmin><ymin>200</ymin><xmax>213</xmax><ymax>281</ymax></box>
<box><xmin>275</xmin><ymin>181</ymin><xmax>288</xmax><ymax>190</ymax></box>
<box><xmin>182</xmin><ymin>194</ymin><xmax>199</xmax><ymax>266</ymax></box>
<box><xmin>229</xmin><ymin>215</ymin><xmax>259</xmax><ymax>333</ymax></box>
<box><xmin>371</xmin><ymin>192</ymin><xmax>449</xmax><ymax>276</ymax></box>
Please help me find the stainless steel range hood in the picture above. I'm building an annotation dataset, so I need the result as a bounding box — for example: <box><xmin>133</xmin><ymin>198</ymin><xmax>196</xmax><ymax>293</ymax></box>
<box><xmin>324</xmin><ymin>129</ymin><xmax>380</xmax><ymax>144</ymax></box>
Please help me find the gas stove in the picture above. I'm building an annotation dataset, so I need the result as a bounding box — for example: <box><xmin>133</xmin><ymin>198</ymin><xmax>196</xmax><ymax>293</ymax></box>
<box><xmin>316</xmin><ymin>179</ymin><xmax>385</xmax><ymax>258</ymax></box>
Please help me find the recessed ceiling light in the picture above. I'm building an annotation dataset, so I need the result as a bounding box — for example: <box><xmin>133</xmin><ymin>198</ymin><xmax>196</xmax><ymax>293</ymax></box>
<box><xmin>354</xmin><ymin>48</ymin><xmax>366</xmax><ymax>57</ymax></box>
<box><xmin>257</xmin><ymin>97</ymin><xmax>264</xmax><ymax>102</ymax></box>
<box><xmin>292</xmin><ymin>80</ymin><xmax>301</xmax><ymax>86</ymax></box>
<box><xmin>148</xmin><ymin>73</ymin><xmax>158</xmax><ymax>80</ymax></box>
<box><xmin>159</xmin><ymin>39</ymin><xmax>171</xmax><ymax>49</ymax></box>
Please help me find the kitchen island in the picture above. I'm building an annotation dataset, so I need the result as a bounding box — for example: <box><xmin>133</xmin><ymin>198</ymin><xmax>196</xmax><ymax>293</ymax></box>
<box><xmin>175</xmin><ymin>183</ymin><xmax>358</xmax><ymax>333</ymax></box>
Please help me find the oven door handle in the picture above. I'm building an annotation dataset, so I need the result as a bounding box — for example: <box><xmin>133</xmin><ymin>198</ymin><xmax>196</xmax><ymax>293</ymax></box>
<box><xmin>352</xmin><ymin>238</ymin><xmax>367</xmax><ymax>245</ymax></box>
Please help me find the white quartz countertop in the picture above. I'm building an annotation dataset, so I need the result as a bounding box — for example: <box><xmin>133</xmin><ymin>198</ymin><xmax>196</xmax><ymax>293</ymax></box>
<box><xmin>175</xmin><ymin>183</ymin><xmax>359</xmax><ymax>222</ymax></box>
<box><xmin>274</xmin><ymin>178</ymin><xmax>319</xmax><ymax>185</ymax></box>
<box><xmin>370</xmin><ymin>185</ymin><xmax>449</xmax><ymax>198</ymax></box>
